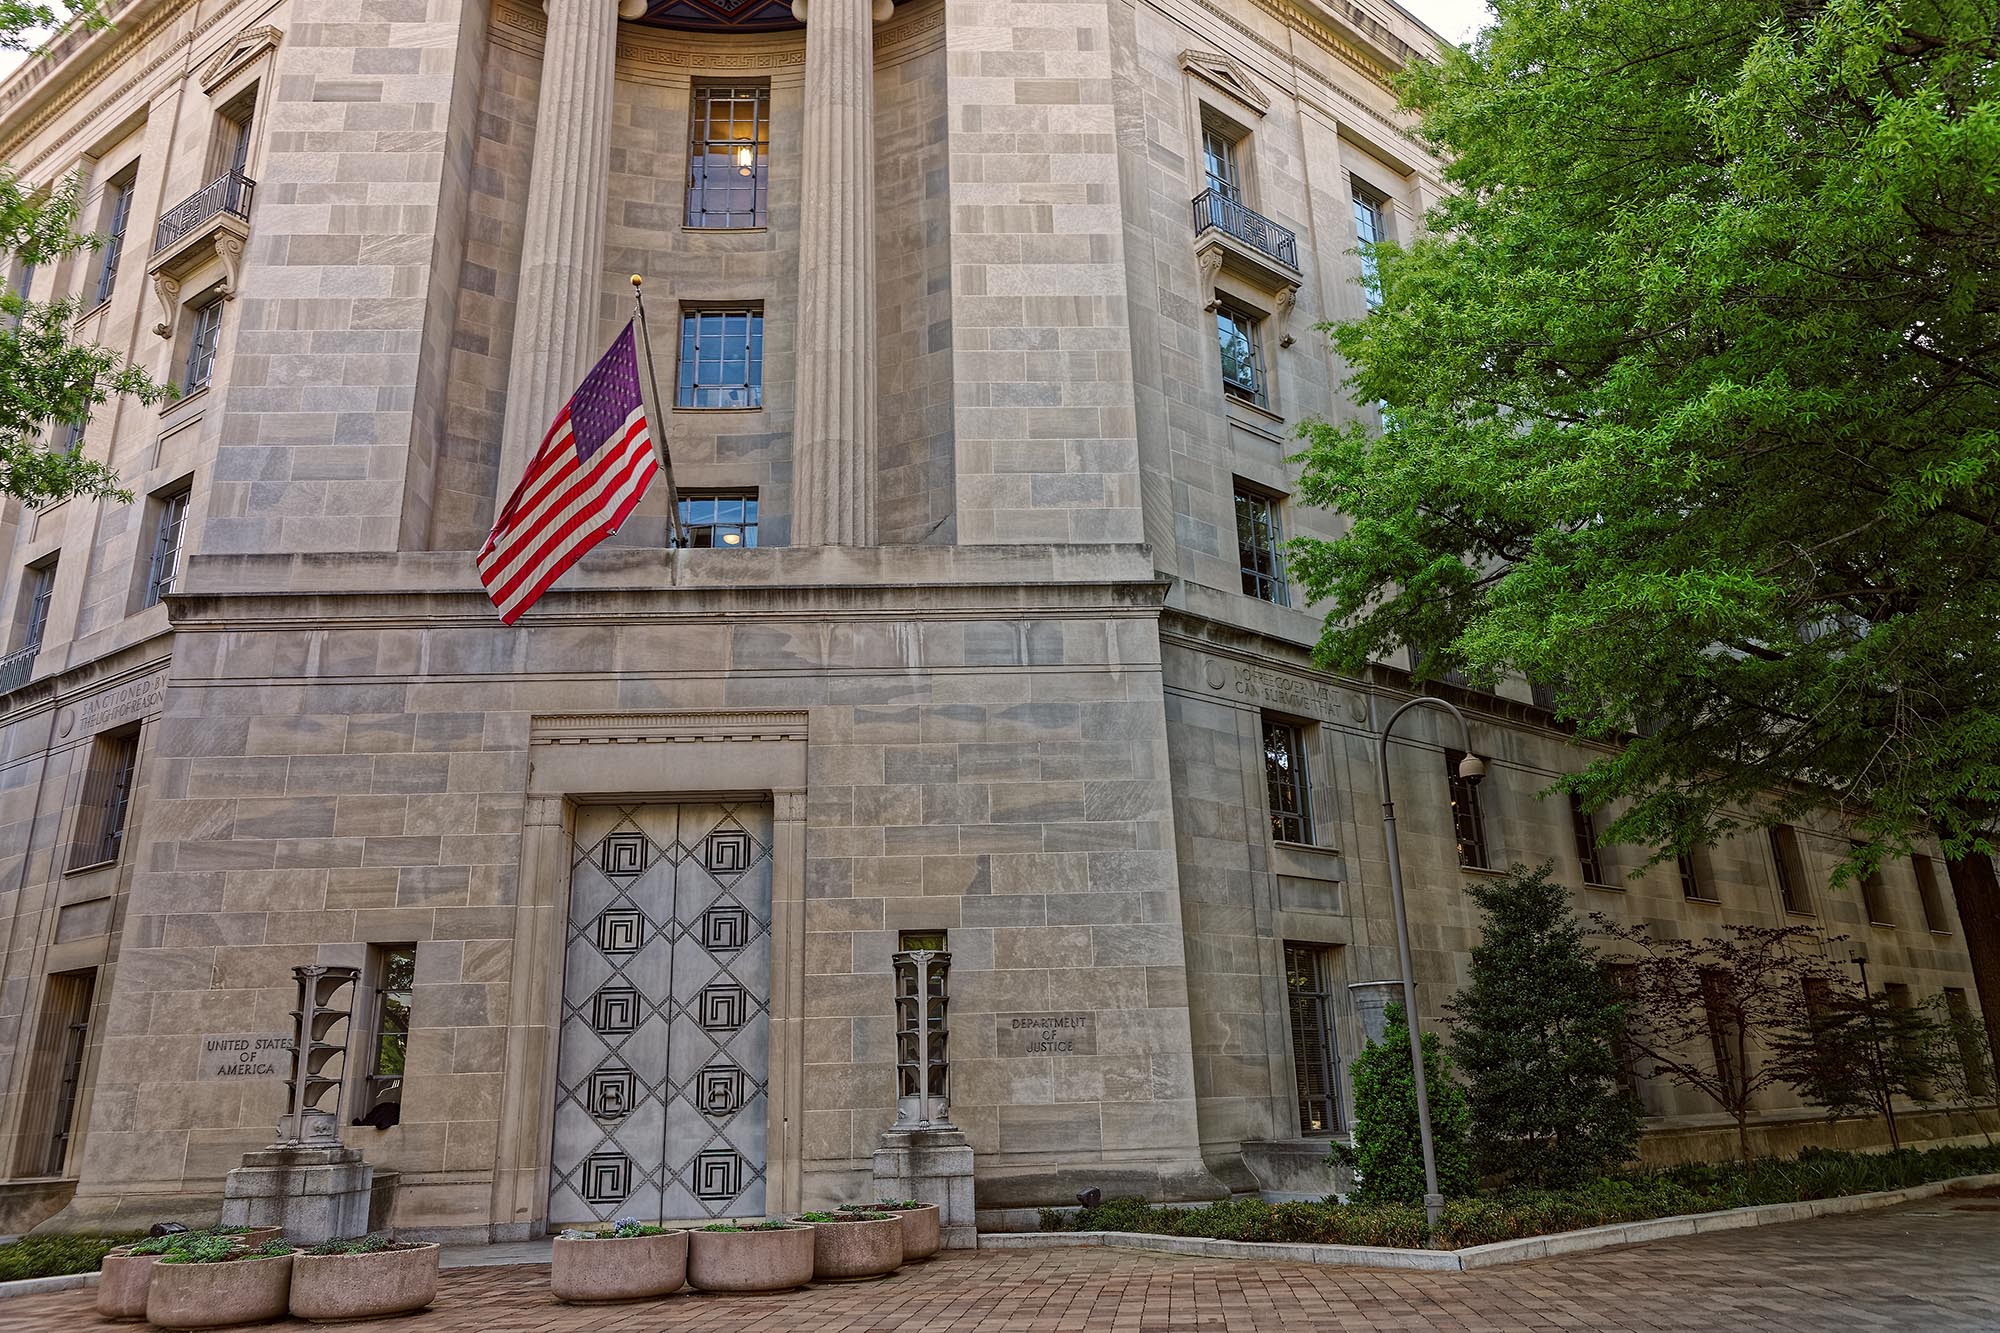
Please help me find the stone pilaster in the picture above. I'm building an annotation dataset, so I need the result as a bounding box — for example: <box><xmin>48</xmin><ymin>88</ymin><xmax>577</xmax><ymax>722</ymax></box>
<box><xmin>498</xmin><ymin>0</ymin><xmax>622</xmax><ymax>490</ymax></box>
<box><xmin>791</xmin><ymin>0</ymin><xmax>881</xmax><ymax>546</ymax></box>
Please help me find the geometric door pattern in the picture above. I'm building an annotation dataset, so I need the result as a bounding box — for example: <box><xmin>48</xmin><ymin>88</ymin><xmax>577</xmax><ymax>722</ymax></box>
<box><xmin>547</xmin><ymin>802</ymin><xmax>773</xmax><ymax>1226</ymax></box>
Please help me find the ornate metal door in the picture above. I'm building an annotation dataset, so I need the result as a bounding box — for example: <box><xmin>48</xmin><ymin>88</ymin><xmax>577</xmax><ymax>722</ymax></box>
<box><xmin>548</xmin><ymin>802</ymin><xmax>772</xmax><ymax>1226</ymax></box>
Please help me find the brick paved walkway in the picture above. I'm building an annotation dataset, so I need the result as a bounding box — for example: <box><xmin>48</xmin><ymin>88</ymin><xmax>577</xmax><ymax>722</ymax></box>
<box><xmin>12</xmin><ymin>1199</ymin><xmax>1997</xmax><ymax>1332</ymax></box>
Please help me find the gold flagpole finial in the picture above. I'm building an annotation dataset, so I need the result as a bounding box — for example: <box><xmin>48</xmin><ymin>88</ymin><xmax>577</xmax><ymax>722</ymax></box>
<box><xmin>631</xmin><ymin>274</ymin><xmax>644</xmax><ymax>289</ymax></box>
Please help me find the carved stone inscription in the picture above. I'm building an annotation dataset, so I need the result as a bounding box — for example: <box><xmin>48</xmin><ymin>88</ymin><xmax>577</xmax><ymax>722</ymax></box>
<box><xmin>199</xmin><ymin>1033</ymin><xmax>294</xmax><ymax>1080</ymax></box>
<box><xmin>998</xmin><ymin>1013</ymin><xmax>1096</xmax><ymax>1057</ymax></box>
<box><xmin>75</xmin><ymin>671</ymin><xmax>169</xmax><ymax>735</ymax></box>
<box><xmin>1202</xmin><ymin>657</ymin><xmax>1362</xmax><ymax>722</ymax></box>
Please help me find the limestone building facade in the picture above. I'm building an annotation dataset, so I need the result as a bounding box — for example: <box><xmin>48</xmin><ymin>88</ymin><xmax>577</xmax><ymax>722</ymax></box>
<box><xmin>0</xmin><ymin>0</ymin><xmax>1986</xmax><ymax>1238</ymax></box>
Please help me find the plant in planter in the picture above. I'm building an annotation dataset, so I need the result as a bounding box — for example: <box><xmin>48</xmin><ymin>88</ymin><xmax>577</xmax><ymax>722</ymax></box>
<box><xmin>549</xmin><ymin>1216</ymin><xmax>687</xmax><ymax>1303</ymax></box>
<box><xmin>842</xmin><ymin>1199</ymin><xmax>941</xmax><ymax>1261</ymax></box>
<box><xmin>685</xmin><ymin>1219</ymin><xmax>816</xmax><ymax>1294</ymax></box>
<box><xmin>98</xmin><ymin>1228</ymin><xmax>276</xmax><ymax>1321</ymax></box>
<box><xmin>289</xmin><ymin>1233</ymin><xmax>441</xmax><ymax>1321</ymax></box>
<box><xmin>799</xmin><ymin>1210</ymin><xmax>904</xmax><ymax>1281</ymax></box>
<box><xmin>145</xmin><ymin>1238</ymin><xmax>295</xmax><ymax>1331</ymax></box>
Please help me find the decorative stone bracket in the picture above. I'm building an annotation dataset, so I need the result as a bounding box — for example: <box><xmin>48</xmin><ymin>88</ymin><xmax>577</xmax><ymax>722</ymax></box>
<box><xmin>149</xmin><ymin>211</ymin><xmax>248</xmax><ymax>338</ymax></box>
<box><xmin>1199</xmin><ymin>243</ymin><xmax>1301</xmax><ymax>346</ymax></box>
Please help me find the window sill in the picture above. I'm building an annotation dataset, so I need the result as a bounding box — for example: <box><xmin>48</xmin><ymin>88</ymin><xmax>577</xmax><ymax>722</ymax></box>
<box><xmin>1458</xmin><ymin>863</ymin><xmax>1508</xmax><ymax>878</ymax></box>
<box><xmin>671</xmin><ymin>405</ymin><xmax>763</xmax><ymax>414</ymax></box>
<box><xmin>1785</xmin><ymin>910</ymin><xmax>1818</xmax><ymax>919</ymax></box>
<box><xmin>163</xmin><ymin>385</ymin><xmax>210</xmax><ymax>415</ymax></box>
<box><xmin>681</xmin><ymin>225</ymin><xmax>768</xmax><ymax>234</ymax></box>
<box><xmin>63</xmin><ymin>857</ymin><xmax>119</xmax><ymax>877</ymax></box>
<box><xmin>1868</xmin><ymin>920</ymin><xmax>1897</xmax><ymax>929</ymax></box>
<box><xmin>78</xmin><ymin>297</ymin><xmax>112</xmax><ymax>322</ymax></box>
<box><xmin>1225</xmin><ymin>397</ymin><xmax>1287</xmax><ymax>428</ymax></box>
<box><xmin>1583</xmin><ymin>881</ymin><xmax>1622</xmax><ymax>892</ymax></box>
<box><xmin>1683</xmin><ymin>895</ymin><xmax>1722</xmax><ymax>905</ymax></box>
<box><xmin>1928</xmin><ymin>928</ymin><xmax>1953</xmax><ymax>937</ymax></box>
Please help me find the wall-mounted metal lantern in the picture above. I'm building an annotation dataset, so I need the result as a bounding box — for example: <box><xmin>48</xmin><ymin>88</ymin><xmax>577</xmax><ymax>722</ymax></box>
<box><xmin>280</xmin><ymin>964</ymin><xmax>360</xmax><ymax>1147</ymax></box>
<box><xmin>892</xmin><ymin>946</ymin><xmax>952</xmax><ymax>1130</ymax></box>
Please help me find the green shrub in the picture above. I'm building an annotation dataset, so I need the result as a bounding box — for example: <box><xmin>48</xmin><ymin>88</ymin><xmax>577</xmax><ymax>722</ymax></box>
<box><xmin>1348</xmin><ymin>1002</ymin><xmax>1475</xmax><ymax>1206</ymax></box>
<box><xmin>156</xmin><ymin>1236</ymin><xmax>294</xmax><ymax>1264</ymax></box>
<box><xmin>0</xmin><ymin>1234</ymin><xmax>139</xmax><ymax>1281</ymax></box>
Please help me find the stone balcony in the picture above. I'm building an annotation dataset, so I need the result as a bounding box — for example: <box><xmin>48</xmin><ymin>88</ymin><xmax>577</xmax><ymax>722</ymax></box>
<box><xmin>146</xmin><ymin>168</ymin><xmax>255</xmax><ymax>337</ymax></box>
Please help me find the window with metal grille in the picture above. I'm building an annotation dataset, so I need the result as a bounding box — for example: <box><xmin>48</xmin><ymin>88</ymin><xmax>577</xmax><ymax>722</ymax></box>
<box><xmin>1912</xmin><ymin>854</ymin><xmax>1949</xmax><ymax>933</ymax></box>
<box><xmin>1603</xmin><ymin>961</ymin><xmax>1641</xmax><ymax>1095</ymax></box>
<box><xmin>672</xmin><ymin>492</ymin><xmax>759</xmax><ymax>548</ymax></box>
<box><xmin>93</xmin><ymin>171</ymin><xmax>136</xmax><ymax>305</ymax></box>
<box><xmin>1202</xmin><ymin>122</ymin><xmax>1243</xmax><ymax>200</ymax></box>
<box><xmin>17</xmin><ymin>969</ymin><xmax>94</xmax><ymax>1177</ymax></box>
<box><xmin>1570</xmin><ymin>793</ymin><xmax>1609</xmax><ymax>886</ymax></box>
<box><xmin>1445</xmin><ymin>748</ymin><xmax>1487</xmax><ymax>869</ymax></box>
<box><xmin>1263</xmin><ymin>717</ymin><xmax>1312</xmax><ymax>845</ymax></box>
<box><xmin>143</xmin><ymin>487</ymin><xmax>190</xmax><ymax>608</ymax></box>
<box><xmin>686</xmin><ymin>84</ymin><xmax>770</xmax><ymax>228</ymax></box>
<box><xmin>1234</xmin><ymin>486</ymin><xmax>1289</xmax><ymax>605</ymax></box>
<box><xmin>1700</xmin><ymin>967</ymin><xmax>1745</xmax><ymax>1104</ymax></box>
<box><xmin>1351</xmin><ymin>179</ymin><xmax>1386</xmax><ymax>308</ymax></box>
<box><xmin>1216</xmin><ymin>301</ymin><xmax>1266</xmax><ymax>407</ymax></box>
<box><xmin>1855</xmin><ymin>844</ymin><xmax>1892</xmax><ymax>924</ymax></box>
<box><xmin>69</xmin><ymin>727</ymin><xmax>139</xmax><ymax>870</ymax></box>
<box><xmin>20</xmin><ymin>559</ymin><xmax>56</xmax><ymax>653</ymax></box>
<box><xmin>676</xmin><ymin>307</ymin><xmax>763</xmax><ymax>409</ymax></box>
<box><xmin>1770</xmin><ymin>826</ymin><xmax>1810</xmax><ymax>915</ymax></box>
<box><xmin>356</xmin><ymin>943</ymin><xmax>415</xmax><ymax>1126</ymax></box>
<box><xmin>1284</xmin><ymin>943</ymin><xmax>1340</xmax><ymax>1134</ymax></box>
<box><xmin>184</xmin><ymin>298</ymin><xmax>223</xmax><ymax>389</ymax></box>
<box><xmin>1946</xmin><ymin>989</ymin><xmax>1992</xmax><ymax>1098</ymax></box>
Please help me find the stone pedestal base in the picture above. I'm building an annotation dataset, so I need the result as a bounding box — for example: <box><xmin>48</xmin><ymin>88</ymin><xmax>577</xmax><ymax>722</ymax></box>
<box><xmin>871</xmin><ymin>1128</ymin><xmax>975</xmax><ymax>1249</ymax></box>
<box><xmin>221</xmin><ymin>1145</ymin><xmax>373</xmax><ymax>1244</ymax></box>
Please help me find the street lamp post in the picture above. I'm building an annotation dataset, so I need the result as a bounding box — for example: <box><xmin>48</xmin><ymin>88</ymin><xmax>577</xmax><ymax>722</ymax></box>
<box><xmin>1848</xmin><ymin>948</ymin><xmax>1901</xmax><ymax>1149</ymax></box>
<box><xmin>1376</xmin><ymin>695</ymin><xmax>1486</xmax><ymax>1232</ymax></box>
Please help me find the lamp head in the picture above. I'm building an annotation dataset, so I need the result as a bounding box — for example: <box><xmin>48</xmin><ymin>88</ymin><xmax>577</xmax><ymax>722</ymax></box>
<box><xmin>1457</xmin><ymin>752</ymin><xmax>1487</xmax><ymax>785</ymax></box>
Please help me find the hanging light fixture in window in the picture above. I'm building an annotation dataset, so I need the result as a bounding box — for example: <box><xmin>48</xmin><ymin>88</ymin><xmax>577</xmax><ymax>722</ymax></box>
<box><xmin>722</xmin><ymin>531</ymin><xmax>743</xmax><ymax>545</ymax></box>
<box><xmin>735</xmin><ymin>146</ymin><xmax>755</xmax><ymax>176</ymax></box>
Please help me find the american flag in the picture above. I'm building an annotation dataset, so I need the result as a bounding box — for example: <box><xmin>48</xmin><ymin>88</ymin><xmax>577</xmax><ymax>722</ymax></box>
<box><xmin>478</xmin><ymin>321</ymin><xmax>660</xmax><ymax>624</ymax></box>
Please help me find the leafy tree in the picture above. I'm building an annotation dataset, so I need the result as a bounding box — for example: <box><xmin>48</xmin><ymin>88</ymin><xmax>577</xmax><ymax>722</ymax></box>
<box><xmin>0</xmin><ymin>1</ymin><xmax>171</xmax><ymax>506</ymax></box>
<box><xmin>1592</xmin><ymin>920</ymin><xmax>1849</xmax><ymax>1164</ymax></box>
<box><xmin>1446</xmin><ymin>863</ymin><xmax>1641</xmax><ymax>1186</ymax></box>
<box><xmin>1916</xmin><ymin>992</ymin><xmax>1998</xmax><ymax>1143</ymax></box>
<box><xmin>1769</xmin><ymin>981</ymin><xmax>1946</xmax><ymax>1147</ymax></box>
<box><xmin>1288</xmin><ymin>0</ymin><xmax>2000</xmax><ymax>1078</ymax></box>
<box><xmin>1343</xmin><ymin>1001</ymin><xmax>1475</xmax><ymax>1207</ymax></box>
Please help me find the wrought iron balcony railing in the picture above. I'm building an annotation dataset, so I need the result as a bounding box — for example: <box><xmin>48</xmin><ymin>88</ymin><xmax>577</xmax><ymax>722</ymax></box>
<box><xmin>0</xmin><ymin>645</ymin><xmax>37</xmax><ymax>696</ymax></box>
<box><xmin>1192</xmin><ymin>188</ymin><xmax>1299</xmax><ymax>272</ymax></box>
<box><xmin>154</xmin><ymin>169</ymin><xmax>256</xmax><ymax>254</ymax></box>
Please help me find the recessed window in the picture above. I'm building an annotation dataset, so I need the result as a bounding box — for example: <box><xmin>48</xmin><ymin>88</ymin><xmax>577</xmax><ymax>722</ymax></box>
<box><xmin>1284</xmin><ymin>942</ymin><xmax>1340</xmax><ymax>1134</ymax></box>
<box><xmin>1945</xmin><ymin>988</ymin><xmax>1992</xmax><ymax>1097</ymax></box>
<box><xmin>19</xmin><ymin>969</ymin><xmax>94</xmax><ymax>1176</ymax></box>
<box><xmin>1855</xmin><ymin>844</ymin><xmax>1892</xmax><ymax>925</ymax></box>
<box><xmin>1770</xmin><ymin>826</ymin><xmax>1811</xmax><ymax>915</ymax></box>
<box><xmin>142</xmin><ymin>486</ymin><xmax>191</xmax><ymax>608</ymax></box>
<box><xmin>1351</xmin><ymin>179</ymin><xmax>1387</xmax><ymax>308</ymax></box>
<box><xmin>1678</xmin><ymin>851</ymin><xmax>1714</xmax><ymax>902</ymax></box>
<box><xmin>1699</xmin><ymin>968</ymin><xmax>1744</xmax><ymax>1103</ymax></box>
<box><xmin>1234</xmin><ymin>485</ymin><xmax>1289</xmax><ymax>605</ymax></box>
<box><xmin>18</xmin><ymin>558</ymin><xmax>56</xmax><ymax>654</ymax></box>
<box><xmin>672</xmin><ymin>492</ymin><xmax>759</xmax><ymax>548</ymax></box>
<box><xmin>1603</xmin><ymin>961</ymin><xmax>1641</xmax><ymax>1095</ymax></box>
<box><xmin>1202</xmin><ymin>122</ymin><xmax>1243</xmax><ymax>201</ymax></box>
<box><xmin>1263</xmin><ymin>717</ymin><xmax>1312</xmax><ymax>845</ymax></box>
<box><xmin>356</xmin><ymin>943</ymin><xmax>414</xmax><ymax>1129</ymax></box>
<box><xmin>676</xmin><ymin>307</ymin><xmax>763</xmax><ymax>409</ymax></box>
<box><xmin>1912</xmin><ymin>854</ymin><xmax>1949</xmax><ymax>934</ymax></box>
<box><xmin>1570</xmin><ymin>793</ymin><xmax>1610</xmax><ymax>886</ymax></box>
<box><xmin>93</xmin><ymin>170</ymin><xmax>136</xmax><ymax>306</ymax></box>
<box><xmin>1445</xmin><ymin>748</ymin><xmax>1487</xmax><ymax>869</ymax></box>
<box><xmin>212</xmin><ymin>86</ymin><xmax>257</xmax><ymax>180</ymax></box>
<box><xmin>687</xmin><ymin>84</ymin><xmax>769</xmax><ymax>229</ymax></box>
<box><xmin>69</xmin><ymin>727</ymin><xmax>139</xmax><ymax>871</ymax></box>
<box><xmin>184</xmin><ymin>298</ymin><xmax>223</xmax><ymax>390</ymax></box>
<box><xmin>1216</xmin><ymin>301</ymin><xmax>1267</xmax><ymax>408</ymax></box>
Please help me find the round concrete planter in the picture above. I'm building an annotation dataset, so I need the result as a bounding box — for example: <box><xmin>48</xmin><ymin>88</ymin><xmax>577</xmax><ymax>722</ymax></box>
<box><xmin>288</xmin><ymin>1243</ymin><xmax>440</xmax><ymax>1320</ymax></box>
<box><xmin>807</xmin><ymin>1213</ymin><xmax>905</xmax><ymax>1281</ymax></box>
<box><xmin>95</xmin><ymin>1249</ymin><xmax>159</xmax><ymax>1320</ymax></box>
<box><xmin>685</xmin><ymin>1223</ymin><xmax>816</xmax><ymax>1293</ymax></box>
<box><xmin>879</xmin><ymin>1204</ymin><xmax>941</xmax><ymax>1261</ymax></box>
<box><xmin>549</xmin><ymin>1229</ymin><xmax>687</xmax><ymax>1303</ymax></box>
<box><xmin>144</xmin><ymin>1251</ymin><xmax>293</xmax><ymax>1330</ymax></box>
<box><xmin>227</xmin><ymin>1227</ymin><xmax>283</xmax><ymax>1248</ymax></box>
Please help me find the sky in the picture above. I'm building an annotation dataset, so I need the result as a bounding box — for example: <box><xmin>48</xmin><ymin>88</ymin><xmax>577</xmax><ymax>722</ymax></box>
<box><xmin>1399</xmin><ymin>0</ymin><xmax>1492</xmax><ymax>44</ymax></box>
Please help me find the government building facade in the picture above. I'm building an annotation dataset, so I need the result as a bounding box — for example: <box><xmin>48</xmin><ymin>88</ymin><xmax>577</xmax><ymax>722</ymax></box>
<box><xmin>0</xmin><ymin>0</ymin><xmax>1986</xmax><ymax>1240</ymax></box>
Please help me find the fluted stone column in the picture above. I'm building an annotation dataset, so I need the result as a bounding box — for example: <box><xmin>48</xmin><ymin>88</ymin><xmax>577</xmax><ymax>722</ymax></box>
<box><xmin>791</xmin><ymin>0</ymin><xmax>883</xmax><ymax>546</ymax></box>
<box><xmin>498</xmin><ymin>0</ymin><xmax>624</xmax><ymax>490</ymax></box>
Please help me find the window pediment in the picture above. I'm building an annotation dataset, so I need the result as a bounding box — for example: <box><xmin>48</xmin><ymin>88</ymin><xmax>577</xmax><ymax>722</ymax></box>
<box><xmin>1180</xmin><ymin>49</ymin><xmax>1271</xmax><ymax>118</ymax></box>
<box><xmin>199</xmin><ymin>25</ymin><xmax>281</xmax><ymax>94</ymax></box>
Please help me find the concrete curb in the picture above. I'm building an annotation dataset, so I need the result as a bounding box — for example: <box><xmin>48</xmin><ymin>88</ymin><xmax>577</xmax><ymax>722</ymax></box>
<box><xmin>980</xmin><ymin>1171</ymin><xmax>2000</xmax><ymax>1273</ymax></box>
<box><xmin>0</xmin><ymin>1271</ymin><xmax>99</xmax><ymax>1298</ymax></box>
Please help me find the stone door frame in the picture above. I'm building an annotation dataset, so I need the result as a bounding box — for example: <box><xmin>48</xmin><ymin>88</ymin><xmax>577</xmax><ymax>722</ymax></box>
<box><xmin>490</xmin><ymin>711</ymin><xmax>808</xmax><ymax>1239</ymax></box>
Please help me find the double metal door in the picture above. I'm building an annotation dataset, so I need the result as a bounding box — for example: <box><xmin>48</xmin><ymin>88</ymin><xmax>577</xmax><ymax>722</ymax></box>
<box><xmin>548</xmin><ymin>802</ymin><xmax>772</xmax><ymax>1225</ymax></box>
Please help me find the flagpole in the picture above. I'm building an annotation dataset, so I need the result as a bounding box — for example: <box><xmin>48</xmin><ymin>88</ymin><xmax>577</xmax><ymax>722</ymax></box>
<box><xmin>631</xmin><ymin>274</ymin><xmax>686</xmax><ymax>550</ymax></box>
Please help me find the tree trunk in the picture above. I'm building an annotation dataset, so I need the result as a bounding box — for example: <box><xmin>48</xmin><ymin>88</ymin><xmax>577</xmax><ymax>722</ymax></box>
<box><xmin>1734</xmin><ymin>1109</ymin><xmax>1752</xmax><ymax>1167</ymax></box>
<box><xmin>1942</xmin><ymin>850</ymin><xmax>2000</xmax><ymax>1084</ymax></box>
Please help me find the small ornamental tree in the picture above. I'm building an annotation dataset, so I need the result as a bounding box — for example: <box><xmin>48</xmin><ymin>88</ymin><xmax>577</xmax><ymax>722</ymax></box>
<box><xmin>1592</xmin><ymin>919</ymin><xmax>1848</xmax><ymax>1165</ymax></box>
<box><xmin>1770</xmin><ymin>985</ymin><xmax>1945</xmax><ymax>1148</ymax></box>
<box><xmin>1446</xmin><ymin>863</ymin><xmax>1641</xmax><ymax>1187</ymax></box>
<box><xmin>1345</xmin><ymin>1001</ymin><xmax>1474</xmax><ymax>1207</ymax></box>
